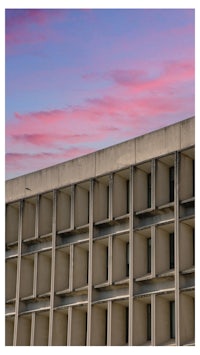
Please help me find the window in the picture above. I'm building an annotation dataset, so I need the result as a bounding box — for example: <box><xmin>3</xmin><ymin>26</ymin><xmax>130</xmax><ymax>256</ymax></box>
<box><xmin>106</xmin><ymin>246</ymin><xmax>109</xmax><ymax>280</ymax></box>
<box><xmin>106</xmin><ymin>185</ymin><xmax>109</xmax><ymax>218</ymax></box>
<box><xmin>85</xmin><ymin>312</ymin><xmax>88</xmax><ymax>345</ymax></box>
<box><xmin>169</xmin><ymin>167</ymin><xmax>174</xmax><ymax>202</ymax></box>
<box><xmin>192</xmin><ymin>159</ymin><xmax>195</xmax><ymax>196</ymax></box>
<box><xmin>147</xmin><ymin>303</ymin><xmax>151</xmax><ymax>341</ymax></box>
<box><xmin>170</xmin><ymin>301</ymin><xmax>175</xmax><ymax>339</ymax></box>
<box><xmin>147</xmin><ymin>238</ymin><xmax>151</xmax><ymax>273</ymax></box>
<box><xmin>86</xmin><ymin>250</ymin><xmax>89</xmax><ymax>284</ymax></box>
<box><xmin>105</xmin><ymin>309</ymin><xmax>108</xmax><ymax>345</ymax></box>
<box><xmin>147</xmin><ymin>173</ymin><xmax>151</xmax><ymax>208</ymax></box>
<box><xmin>126</xmin><ymin>180</ymin><xmax>130</xmax><ymax>213</ymax></box>
<box><xmin>193</xmin><ymin>229</ymin><xmax>195</xmax><ymax>266</ymax></box>
<box><xmin>169</xmin><ymin>233</ymin><xmax>174</xmax><ymax>269</ymax></box>
<box><xmin>126</xmin><ymin>242</ymin><xmax>129</xmax><ymax>277</ymax></box>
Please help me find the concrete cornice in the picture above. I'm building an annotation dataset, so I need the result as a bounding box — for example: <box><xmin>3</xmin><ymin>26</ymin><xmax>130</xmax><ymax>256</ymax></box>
<box><xmin>6</xmin><ymin>117</ymin><xmax>194</xmax><ymax>203</ymax></box>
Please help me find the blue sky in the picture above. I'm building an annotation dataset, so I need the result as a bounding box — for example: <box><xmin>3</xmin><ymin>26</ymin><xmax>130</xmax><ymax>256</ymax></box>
<box><xmin>5</xmin><ymin>6</ymin><xmax>195</xmax><ymax>179</ymax></box>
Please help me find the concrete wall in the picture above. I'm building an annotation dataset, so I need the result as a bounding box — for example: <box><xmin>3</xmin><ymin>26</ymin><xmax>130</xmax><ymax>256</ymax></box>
<box><xmin>134</xmin><ymin>168</ymin><xmax>148</xmax><ymax>211</ymax></box>
<box><xmin>20</xmin><ymin>256</ymin><xmax>34</xmax><ymax>299</ymax></box>
<box><xmin>71</xmin><ymin>308</ymin><xmax>87</xmax><ymax>345</ymax></box>
<box><xmin>179</xmin><ymin>222</ymin><xmax>193</xmax><ymax>271</ymax></box>
<box><xmin>93</xmin><ymin>241</ymin><xmax>108</xmax><ymax>285</ymax></box>
<box><xmin>37</xmin><ymin>251</ymin><xmax>51</xmax><ymax>295</ymax></box>
<box><xmin>112</xmin><ymin>237</ymin><xmax>126</xmax><ymax>282</ymax></box>
<box><xmin>73</xmin><ymin>244</ymin><xmax>88</xmax><ymax>289</ymax></box>
<box><xmin>111</xmin><ymin>302</ymin><xmax>126</xmax><ymax>345</ymax></box>
<box><xmin>34</xmin><ymin>312</ymin><xmax>49</xmax><ymax>345</ymax></box>
<box><xmin>113</xmin><ymin>173</ymin><xmax>127</xmax><ymax>217</ymax></box>
<box><xmin>6</xmin><ymin>204</ymin><xmax>19</xmax><ymax>244</ymax></box>
<box><xmin>93</xmin><ymin>179</ymin><xmax>108</xmax><ymax>222</ymax></box>
<box><xmin>56</xmin><ymin>189</ymin><xmax>71</xmax><ymax>231</ymax></box>
<box><xmin>17</xmin><ymin>315</ymin><xmax>31</xmax><ymax>345</ymax></box>
<box><xmin>22</xmin><ymin>199</ymin><xmax>36</xmax><ymax>240</ymax></box>
<box><xmin>5</xmin><ymin>317</ymin><xmax>14</xmax><ymax>346</ymax></box>
<box><xmin>179</xmin><ymin>153</ymin><xmax>194</xmax><ymax>201</ymax></box>
<box><xmin>52</xmin><ymin>311</ymin><xmax>68</xmax><ymax>346</ymax></box>
<box><xmin>156</xmin><ymin>296</ymin><xmax>170</xmax><ymax>345</ymax></box>
<box><xmin>6</xmin><ymin>259</ymin><xmax>17</xmax><ymax>301</ymax></box>
<box><xmin>91</xmin><ymin>305</ymin><xmax>107</xmax><ymax>345</ymax></box>
<box><xmin>133</xmin><ymin>300</ymin><xmax>147</xmax><ymax>345</ymax></box>
<box><xmin>156</xmin><ymin>229</ymin><xmax>170</xmax><ymax>274</ymax></box>
<box><xmin>156</xmin><ymin>161</ymin><xmax>170</xmax><ymax>206</ymax></box>
<box><xmin>54</xmin><ymin>248</ymin><xmax>70</xmax><ymax>292</ymax></box>
<box><xmin>180</xmin><ymin>294</ymin><xmax>194</xmax><ymax>345</ymax></box>
<box><xmin>6</xmin><ymin>117</ymin><xmax>194</xmax><ymax>203</ymax></box>
<box><xmin>39</xmin><ymin>194</ymin><xmax>53</xmax><ymax>236</ymax></box>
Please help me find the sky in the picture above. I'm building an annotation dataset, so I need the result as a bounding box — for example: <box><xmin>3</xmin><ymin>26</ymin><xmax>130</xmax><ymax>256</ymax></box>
<box><xmin>5</xmin><ymin>7</ymin><xmax>195</xmax><ymax>179</ymax></box>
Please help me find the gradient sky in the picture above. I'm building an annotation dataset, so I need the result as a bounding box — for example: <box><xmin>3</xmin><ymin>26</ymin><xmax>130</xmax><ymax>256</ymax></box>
<box><xmin>5</xmin><ymin>8</ymin><xmax>195</xmax><ymax>179</ymax></box>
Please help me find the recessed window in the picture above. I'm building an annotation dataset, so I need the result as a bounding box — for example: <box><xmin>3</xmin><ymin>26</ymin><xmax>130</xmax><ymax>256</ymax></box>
<box><xmin>147</xmin><ymin>238</ymin><xmax>151</xmax><ymax>273</ymax></box>
<box><xmin>147</xmin><ymin>173</ymin><xmax>151</xmax><ymax>208</ymax></box>
<box><xmin>169</xmin><ymin>167</ymin><xmax>174</xmax><ymax>202</ymax></box>
<box><xmin>126</xmin><ymin>242</ymin><xmax>129</xmax><ymax>277</ymax></box>
<box><xmin>170</xmin><ymin>301</ymin><xmax>175</xmax><ymax>339</ymax></box>
<box><xmin>169</xmin><ymin>233</ymin><xmax>174</xmax><ymax>269</ymax></box>
<box><xmin>147</xmin><ymin>303</ymin><xmax>151</xmax><ymax>341</ymax></box>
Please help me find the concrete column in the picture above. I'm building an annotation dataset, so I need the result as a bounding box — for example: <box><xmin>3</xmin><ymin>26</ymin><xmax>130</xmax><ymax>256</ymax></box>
<box><xmin>151</xmin><ymin>225</ymin><xmax>156</xmax><ymax>278</ymax></box>
<box><xmin>107</xmin><ymin>301</ymin><xmax>112</xmax><ymax>345</ymax></box>
<box><xmin>67</xmin><ymin>306</ymin><xmax>72</xmax><ymax>346</ymax></box>
<box><xmin>109</xmin><ymin>174</ymin><xmax>113</xmax><ymax>220</ymax></box>
<box><xmin>129</xmin><ymin>166</ymin><xmax>134</xmax><ymax>345</ymax></box>
<box><xmin>87</xmin><ymin>179</ymin><xmax>93</xmax><ymax>345</ymax></box>
<box><xmin>48</xmin><ymin>190</ymin><xmax>56</xmax><ymax>345</ymax></box>
<box><xmin>35</xmin><ymin>195</ymin><xmax>39</xmax><ymax>238</ymax></box>
<box><xmin>70</xmin><ymin>185</ymin><xmax>75</xmax><ymax>229</ymax></box>
<box><xmin>174</xmin><ymin>152</ymin><xmax>180</xmax><ymax>345</ymax></box>
<box><xmin>108</xmin><ymin>235</ymin><xmax>112</xmax><ymax>285</ymax></box>
<box><xmin>151</xmin><ymin>159</ymin><xmax>156</xmax><ymax>209</ymax></box>
<box><xmin>151</xmin><ymin>294</ymin><xmax>156</xmax><ymax>345</ymax></box>
<box><xmin>33</xmin><ymin>253</ymin><xmax>38</xmax><ymax>298</ymax></box>
<box><xmin>30</xmin><ymin>312</ymin><xmax>35</xmax><ymax>345</ymax></box>
<box><xmin>13</xmin><ymin>200</ymin><xmax>23</xmax><ymax>345</ymax></box>
<box><xmin>69</xmin><ymin>244</ymin><xmax>73</xmax><ymax>292</ymax></box>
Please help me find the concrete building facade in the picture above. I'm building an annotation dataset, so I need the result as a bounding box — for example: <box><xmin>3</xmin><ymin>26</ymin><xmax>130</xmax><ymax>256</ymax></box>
<box><xmin>5</xmin><ymin>117</ymin><xmax>195</xmax><ymax>346</ymax></box>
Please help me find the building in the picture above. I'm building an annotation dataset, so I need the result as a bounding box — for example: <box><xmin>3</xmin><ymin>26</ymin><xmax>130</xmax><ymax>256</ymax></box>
<box><xmin>5</xmin><ymin>117</ymin><xmax>195</xmax><ymax>346</ymax></box>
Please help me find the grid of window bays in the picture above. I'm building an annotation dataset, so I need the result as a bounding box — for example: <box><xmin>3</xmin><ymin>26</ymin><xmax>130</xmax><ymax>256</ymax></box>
<box><xmin>6</xmin><ymin>147</ymin><xmax>195</xmax><ymax>346</ymax></box>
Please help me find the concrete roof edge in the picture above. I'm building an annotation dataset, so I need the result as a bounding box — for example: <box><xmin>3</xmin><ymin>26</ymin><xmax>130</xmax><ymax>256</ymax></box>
<box><xmin>6</xmin><ymin>116</ymin><xmax>194</xmax><ymax>184</ymax></box>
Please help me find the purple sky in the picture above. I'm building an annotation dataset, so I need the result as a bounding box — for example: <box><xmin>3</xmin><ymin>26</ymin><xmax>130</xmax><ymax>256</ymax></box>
<box><xmin>5</xmin><ymin>8</ymin><xmax>195</xmax><ymax>179</ymax></box>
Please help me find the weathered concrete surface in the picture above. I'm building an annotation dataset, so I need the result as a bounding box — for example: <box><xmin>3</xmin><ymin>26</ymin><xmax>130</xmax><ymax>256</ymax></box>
<box><xmin>6</xmin><ymin>117</ymin><xmax>194</xmax><ymax>203</ymax></box>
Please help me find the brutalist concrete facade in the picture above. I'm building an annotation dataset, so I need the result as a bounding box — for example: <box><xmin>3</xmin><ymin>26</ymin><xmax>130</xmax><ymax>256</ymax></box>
<box><xmin>5</xmin><ymin>117</ymin><xmax>195</xmax><ymax>346</ymax></box>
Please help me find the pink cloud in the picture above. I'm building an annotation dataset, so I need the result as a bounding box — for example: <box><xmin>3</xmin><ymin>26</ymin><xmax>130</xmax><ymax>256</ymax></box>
<box><xmin>6</xmin><ymin>55</ymin><xmax>194</xmax><ymax>179</ymax></box>
<box><xmin>6</xmin><ymin>146</ymin><xmax>95</xmax><ymax>178</ymax></box>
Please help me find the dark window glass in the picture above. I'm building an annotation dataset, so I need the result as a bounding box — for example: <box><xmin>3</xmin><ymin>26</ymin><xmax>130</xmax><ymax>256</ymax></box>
<box><xmin>126</xmin><ymin>180</ymin><xmax>130</xmax><ymax>213</ymax></box>
<box><xmin>86</xmin><ymin>250</ymin><xmax>89</xmax><ymax>284</ymax></box>
<box><xmin>106</xmin><ymin>185</ymin><xmax>109</xmax><ymax>218</ymax></box>
<box><xmin>147</xmin><ymin>173</ymin><xmax>151</xmax><ymax>208</ymax></box>
<box><xmin>147</xmin><ymin>303</ymin><xmax>151</xmax><ymax>341</ymax></box>
<box><xmin>170</xmin><ymin>301</ymin><xmax>175</xmax><ymax>339</ymax></box>
<box><xmin>106</xmin><ymin>246</ymin><xmax>108</xmax><ymax>280</ymax></box>
<box><xmin>126</xmin><ymin>242</ymin><xmax>129</xmax><ymax>277</ymax></box>
<box><xmin>87</xmin><ymin>191</ymin><xmax>90</xmax><ymax>223</ymax></box>
<box><xmin>193</xmin><ymin>229</ymin><xmax>195</xmax><ymax>266</ymax></box>
<box><xmin>169</xmin><ymin>233</ymin><xmax>174</xmax><ymax>269</ymax></box>
<box><xmin>147</xmin><ymin>238</ymin><xmax>151</xmax><ymax>273</ymax></box>
<box><xmin>169</xmin><ymin>167</ymin><xmax>174</xmax><ymax>202</ymax></box>
<box><xmin>105</xmin><ymin>309</ymin><xmax>108</xmax><ymax>345</ymax></box>
<box><xmin>192</xmin><ymin>159</ymin><xmax>195</xmax><ymax>196</ymax></box>
<box><xmin>85</xmin><ymin>312</ymin><xmax>87</xmax><ymax>345</ymax></box>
